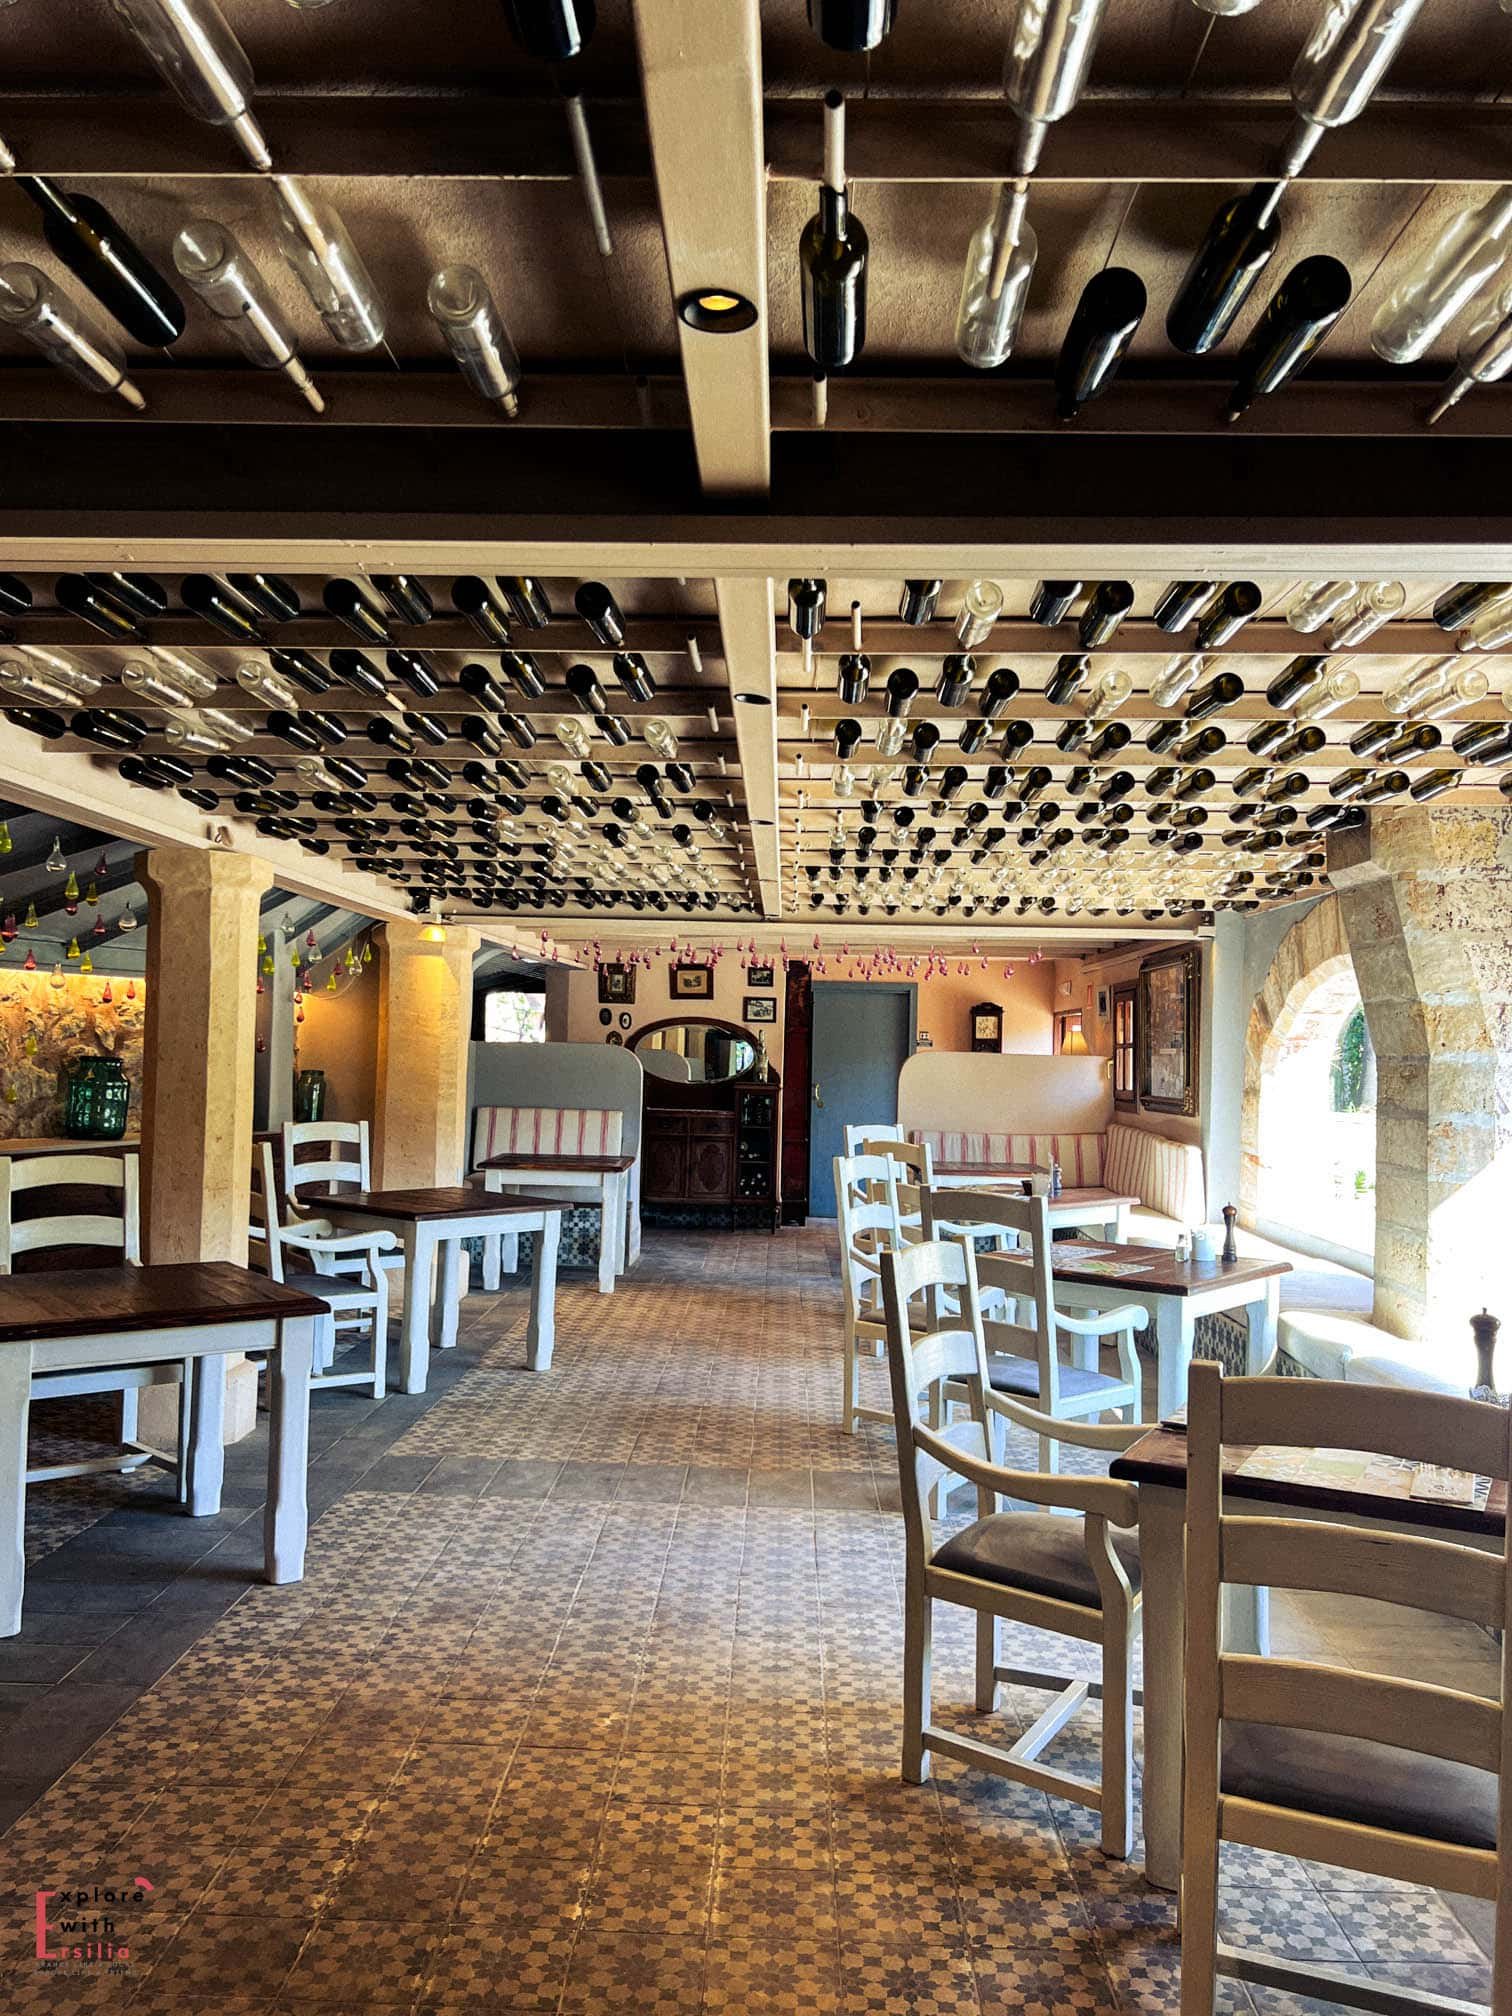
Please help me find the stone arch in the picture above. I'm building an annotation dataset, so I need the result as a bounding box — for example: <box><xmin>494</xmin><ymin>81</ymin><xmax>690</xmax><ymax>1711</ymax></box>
<box><xmin>1239</xmin><ymin>896</ymin><xmax>1359</xmax><ymax>1229</ymax></box>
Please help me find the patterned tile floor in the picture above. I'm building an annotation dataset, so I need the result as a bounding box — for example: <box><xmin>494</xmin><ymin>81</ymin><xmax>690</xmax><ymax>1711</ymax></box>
<box><xmin>0</xmin><ymin>1227</ymin><xmax>1499</xmax><ymax>2015</ymax></box>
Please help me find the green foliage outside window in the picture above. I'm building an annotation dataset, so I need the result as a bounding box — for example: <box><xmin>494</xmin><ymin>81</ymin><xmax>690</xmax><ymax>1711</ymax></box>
<box><xmin>1330</xmin><ymin>1005</ymin><xmax>1370</xmax><ymax>1113</ymax></box>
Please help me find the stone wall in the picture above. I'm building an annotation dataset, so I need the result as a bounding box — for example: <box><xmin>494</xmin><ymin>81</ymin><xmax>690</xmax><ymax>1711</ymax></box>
<box><xmin>0</xmin><ymin>972</ymin><xmax>145</xmax><ymax>1138</ymax></box>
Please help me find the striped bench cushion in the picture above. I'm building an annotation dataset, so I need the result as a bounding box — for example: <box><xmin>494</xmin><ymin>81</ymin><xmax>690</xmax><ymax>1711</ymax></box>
<box><xmin>912</xmin><ymin>1130</ymin><xmax>1104</xmax><ymax>1186</ymax></box>
<box><xmin>1101</xmin><ymin>1122</ymin><xmax>1206</xmax><ymax>1225</ymax></box>
<box><xmin>473</xmin><ymin>1105</ymin><xmax>624</xmax><ymax>1163</ymax></box>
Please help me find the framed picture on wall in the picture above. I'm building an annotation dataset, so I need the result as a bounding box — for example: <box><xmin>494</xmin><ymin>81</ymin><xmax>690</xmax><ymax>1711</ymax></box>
<box><xmin>670</xmin><ymin>963</ymin><xmax>714</xmax><ymax>1001</ymax></box>
<box><xmin>598</xmin><ymin>963</ymin><xmax>635</xmax><ymax>1005</ymax></box>
<box><xmin>1096</xmin><ymin>988</ymin><xmax>1109</xmax><ymax>1019</ymax></box>
<box><xmin>1137</xmin><ymin>946</ymin><xmax>1200</xmax><ymax>1116</ymax></box>
<box><xmin>744</xmin><ymin>995</ymin><xmax>776</xmax><ymax>1024</ymax></box>
<box><xmin>746</xmin><ymin>963</ymin><xmax>775</xmax><ymax>990</ymax></box>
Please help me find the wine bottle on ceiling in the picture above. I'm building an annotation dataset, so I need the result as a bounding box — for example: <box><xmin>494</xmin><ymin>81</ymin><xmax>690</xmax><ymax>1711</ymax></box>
<box><xmin>1279</xmin><ymin>0</ymin><xmax>1430</xmax><ymax>182</ymax></box>
<box><xmin>1077</xmin><ymin>581</ymin><xmax>1133</xmax><ymax>648</ymax></box>
<box><xmin>14</xmin><ymin>176</ymin><xmax>186</xmax><ymax>348</ymax></box>
<box><xmin>498</xmin><ymin>577</ymin><xmax>552</xmax><ymax>629</ymax></box>
<box><xmin>226</xmin><ymin>573</ymin><xmax>300</xmax><ymax>623</ymax></box>
<box><xmin>837</xmin><ymin>653</ymin><xmax>869</xmax><ymax>704</ymax></box>
<box><xmin>1324</xmin><ymin>579</ymin><xmax>1404</xmax><ymax>647</ymax></box>
<box><xmin>1433</xmin><ymin>582</ymin><xmax>1511</xmax><ymax>631</ymax></box>
<box><xmin>174</xmin><ymin>221</ymin><xmax>324</xmax><ymax>413</ymax></box>
<box><xmin>955</xmin><ymin>183</ymin><xmax>1038</xmax><ymax>369</ymax></box>
<box><xmin>1427</xmin><ymin>282</ymin><xmax>1512</xmax><ymax>424</ymax></box>
<box><xmin>86</xmin><ymin>571</ymin><xmax>166</xmax><ymax>618</ymax></box>
<box><xmin>959</xmin><ymin>720</ymin><xmax>990</xmax><ymax>754</ymax></box>
<box><xmin>1195</xmin><ymin>581</ymin><xmax>1262</xmax><ymax>649</ymax></box>
<box><xmin>323</xmin><ymin>579</ymin><xmax>391</xmax><ymax>645</ymax></box>
<box><xmin>452</xmin><ymin>577</ymin><xmax>513</xmax><ymax>646</ymax></box>
<box><xmin>808</xmin><ymin>0</ymin><xmax>896</xmax><ymax>51</ymax></box>
<box><xmin>898</xmin><ymin>580</ymin><xmax>942</xmax><ymax>625</ymax></box>
<box><xmin>107</xmin><ymin>0</ymin><xmax>270</xmax><ymax>168</ymax></box>
<box><xmin>428</xmin><ymin>266</ymin><xmax>522</xmax><ymax>417</ymax></box>
<box><xmin>1184</xmin><ymin>672</ymin><xmax>1244</xmax><ymax>719</ymax></box>
<box><xmin>800</xmin><ymin>93</ymin><xmax>869</xmax><ymax>375</ymax></box>
<box><xmin>0</xmin><ymin>264</ymin><xmax>146</xmax><ymax>409</ymax></box>
<box><xmin>55</xmin><ymin>575</ymin><xmax>144</xmax><ymax>643</ymax></box>
<box><xmin>272</xmin><ymin>178</ymin><xmax>387</xmax><ymax>353</ymax></box>
<box><xmin>1054</xmin><ymin>268</ymin><xmax>1146</xmax><ymax>420</ymax></box>
<box><xmin>1370</xmin><ymin>187</ymin><xmax>1512</xmax><ymax>364</ymax></box>
<box><xmin>1226</xmin><ymin>256</ymin><xmax>1352</xmax><ymax>422</ymax></box>
<box><xmin>575</xmin><ymin>581</ymin><xmax>626</xmax><ymax>647</ymax></box>
<box><xmin>1002</xmin><ymin>0</ymin><xmax>1111</xmax><ymax>185</ymax></box>
<box><xmin>499</xmin><ymin>651</ymin><xmax>546</xmax><ymax>698</ymax></box>
<box><xmin>936</xmin><ymin>655</ymin><xmax>974</xmax><ymax>707</ymax></box>
<box><xmin>612</xmin><ymin>652</ymin><xmax>655</xmax><ymax>702</ymax></box>
<box><xmin>1045</xmin><ymin>655</ymin><xmax>1088</xmax><ymax>705</ymax></box>
<box><xmin>1029</xmin><ymin>581</ymin><xmax>1082</xmax><ymax>626</ymax></box>
<box><xmin>1267</xmin><ymin>656</ymin><xmax>1328</xmax><ymax>710</ymax></box>
<box><xmin>502</xmin><ymin>0</ymin><xmax>596</xmax><ymax>62</ymax></box>
<box><xmin>183</xmin><ymin>575</ymin><xmax>263</xmax><ymax>642</ymax></box>
<box><xmin>328</xmin><ymin>650</ymin><xmax>389</xmax><ymax>700</ymax></box>
<box><xmin>1166</xmin><ymin>185</ymin><xmax>1282</xmax><ymax>355</ymax></box>
<box><xmin>387</xmin><ymin>650</ymin><xmax>440</xmax><ymax>697</ymax></box>
<box><xmin>371</xmin><ymin>576</ymin><xmax>433</xmax><ymax>626</ymax></box>
<box><xmin>1153</xmin><ymin>580</ymin><xmax>1215</xmax><ymax>632</ymax></box>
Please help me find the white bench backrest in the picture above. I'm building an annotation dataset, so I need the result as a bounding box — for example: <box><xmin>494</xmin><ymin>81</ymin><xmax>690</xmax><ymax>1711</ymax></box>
<box><xmin>472</xmin><ymin>1105</ymin><xmax>624</xmax><ymax>1165</ymax></box>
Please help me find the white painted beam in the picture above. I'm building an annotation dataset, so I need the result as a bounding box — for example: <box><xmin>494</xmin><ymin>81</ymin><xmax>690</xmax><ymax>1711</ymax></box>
<box><xmin>715</xmin><ymin>577</ymin><xmax>781</xmax><ymax>918</ymax></box>
<box><xmin>632</xmin><ymin>0</ymin><xmax>769</xmax><ymax>498</ymax></box>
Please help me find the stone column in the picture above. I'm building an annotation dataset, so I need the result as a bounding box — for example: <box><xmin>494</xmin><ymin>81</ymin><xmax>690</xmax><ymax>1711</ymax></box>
<box><xmin>253</xmin><ymin>940</ymin><xmax>296</xmax><ymax>1133</ymax></box>
<box><xmin>373</xmin><ymin>920</ymin><xmax>481</xmax><ymax>1188</ymax></box>
<box><xmin>137</xmin><ymin>846</ymin><xmax>274</xmax><ymax>1442</ymax></box>
<box><xmin>1329</xmin><ymin>808</ymin><xmax>1512</xmax><ymax>1345</ymax></box>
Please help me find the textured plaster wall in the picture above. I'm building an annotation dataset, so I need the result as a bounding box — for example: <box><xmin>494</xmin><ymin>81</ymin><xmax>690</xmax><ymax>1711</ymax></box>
<box><xmin>0</xmin><ymin>972</ymin><xmax>144</xmax><ymax>1139</ymax></box>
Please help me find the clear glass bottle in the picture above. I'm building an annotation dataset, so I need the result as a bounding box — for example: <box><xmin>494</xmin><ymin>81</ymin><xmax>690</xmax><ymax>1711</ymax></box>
<box><xmin>1292</xmin><ymin>665</ymin><xmax>1361</xmax><ymax>722</ymax></box>
<box><xmin>0</xmin><ymin>263</ymin><xmax>144</xmax><ymax>409</ymax></box>
<box><xmin>1282</xmin><ymin>0</ymin><xmax>1429</xmax><ymax>179</ymax></box>
<box><xmin>235</xmin><ymin>659</ymin><xmax>300</xmax><ymax>709</ymax></box>
<box><xmin>1325</xmin><ymin>579</ymin><xmax>1405</xmax><ymax>647</ymax></box>
<box><xmin>427</xmin><ymin>265</ymin><xmax>521</xmax><ymax>416</ymax></box>
<box><xmin>1287</xmin><ymin>578</ymin><xmax>1358</xmax><ymax>632</ymax></box>
<box><xmin>122</xmin><ymin>655</ymin><xmax>216</xmax><ymax>706</ymax></box>
<box><xmin>955</xmin><ymin>185</ymin><xmax>1037</xmax><ymax>369</ymax></box>
<box><xmin>1371</xmin><ymin>188</ymin><xmax>1512</xmax><ymax>364</ymax></box>
<box><xmin>174</xmin><ymin>219</ymin><xmax>324</xmax><ymax>413</ymax></box>
<box><xmin>1088</xmin><ymin>665</ymin><xmax>1133</xmax><ymax>714</ymax></box>
<box><xmin>107</xmin><ymin>0</ymin><xmax>270</xmax><ymax>168</ymax></box>
<box><xmin>956</xmin><ymin>579</ymin><xmax>1004</xmax><ymax>647</ymax></box>
<box><xmin>1002</xmin><ymin>0</ymin><xmax>1112</xmax><ymax>179</ymax></box>
<box><xmin>1383</xmin><ymin>656</ymin><xmax>1456</xmax><ymax>716</ymax></box>
<box><xmin>1150</xmin><ymin>652</ymin><xmax>1207</xmax><ymax>709</ymax></box>
<box><xmin>1428</xmin><ymin>281</ymin><xmax>1512</xmax><ymax>424</ymax></box>
<box><xmin>1416</xmin><ymin>664</ymin><xmax>1491</xmax><ymax>719</ymax></box>
<box><xmin>272</xmin><ymin>177</ymin><xmax>387</xmax><ymax>353</ymax></box>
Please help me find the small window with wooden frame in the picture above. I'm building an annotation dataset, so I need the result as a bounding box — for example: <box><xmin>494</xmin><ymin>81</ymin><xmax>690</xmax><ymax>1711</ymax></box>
<box><xmin>1111</xmin><ymin>982</ymin><xmax>1137</xmax><ymax>1107</ymax></box>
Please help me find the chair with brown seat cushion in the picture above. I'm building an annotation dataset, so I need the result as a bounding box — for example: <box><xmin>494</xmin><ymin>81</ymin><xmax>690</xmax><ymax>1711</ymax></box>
<box><xmin>1180</xmin><ymin>1361</ymin><xmax>1512</xmax><ymax>2016</ymax></box>
<box><xmin>880</xmin><ymin>1233</ymin><xmax>1151</xmax><ymax>1858</ymax></box>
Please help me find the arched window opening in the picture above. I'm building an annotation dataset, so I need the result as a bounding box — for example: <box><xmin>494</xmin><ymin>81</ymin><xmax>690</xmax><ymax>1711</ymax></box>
<box><xmin>1256</xmin><ymin>963</ymin><xmax>1375</xmax><ymax>1270</ymax></box>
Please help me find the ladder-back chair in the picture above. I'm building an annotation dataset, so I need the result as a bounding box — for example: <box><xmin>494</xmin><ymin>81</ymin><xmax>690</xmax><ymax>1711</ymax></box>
<box><xmin>836</xmin><ymin>1151</ymin><xmax>908</xmax><ymax>1434</ymax></box>
<box><xmin>880</xmin><ymin>1233</ymin><xmax>1146</xmax><ymax>1856</ymax></box>
<box><xmin>943</xmin><ymin>1188</ymin><xmax>1142</xmax><ymax>1470</ymax></box>
<box><xmin>1181</xmin><ymin>1361</ymin><xmax>1512</xmax><ymax>2016</ymax></box>
<box><xmin>251</xmin><ymin>1141</ymin><xmax>395</xmax><ymax>1397</ymax></box>
<box><xmin>0</xmin><ymin>1151</ymin><xmax>191</xmax><ymax>1487</ymax></box>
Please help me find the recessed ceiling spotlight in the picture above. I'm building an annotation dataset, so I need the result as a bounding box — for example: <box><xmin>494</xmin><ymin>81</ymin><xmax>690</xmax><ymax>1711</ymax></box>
<box><xmin>677</xmin><ymin>288</ymin><xmax>759</xmax><ymax>334</ymax></box>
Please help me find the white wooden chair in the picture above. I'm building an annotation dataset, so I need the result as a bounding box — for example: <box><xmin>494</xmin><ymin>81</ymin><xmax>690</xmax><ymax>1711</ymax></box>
<box><xmin>252</xmin><ymin>1141</ymin><xmax>395</xmax><ymax>1397</ymax></box>
<box><xmin>1180</xmin><ymin>1362</ymin><xmax>1512</xmax><ymax>2016</ymax></box>
<box><xmin>844</xmin><ymin>1122</ymin><xmax>905</xmax><ymax>1157</ymax></box>
<box><xmin>0</xmin><ymin>1152</ymin><xmax>194</xmax><ymax>1487</ymax></box>
<box><xmin>938</xmin><ymin>1188</ymin><xmax>1143</xmax><ymax>1471</ymax></box>
<box><xmin>280</xmin><ymin>1118</ymin><xmax>403</xmax><ymax>1309</ymax></box>
<box><xmin>880</xmin><ymin>1233</ymin><xmax>1146</xmax><ymax>1856</ymax></box>
<box><xmin>836</xmin><ymin>1151</ymin><xmax>912</xmax><ymax>1434</ymax></box>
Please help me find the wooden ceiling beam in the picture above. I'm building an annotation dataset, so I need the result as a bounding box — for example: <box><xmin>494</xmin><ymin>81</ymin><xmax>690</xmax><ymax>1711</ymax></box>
<box><xmin>716</xmin><ymin>578</ymin><xmax>781</xmax><ymax>918</ymax></box>
<box><xmin>764</xmin><ymin>96</ymin><xmax>1512</xmax><ymax>188</ymax></box>
<box><xmin>632</xmin><ymin>0</ymin><xmax>769</xmax><ymax>498</ymax></box>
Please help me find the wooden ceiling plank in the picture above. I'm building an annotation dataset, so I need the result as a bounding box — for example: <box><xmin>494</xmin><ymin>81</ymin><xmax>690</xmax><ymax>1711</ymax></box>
<box><xmin>632</xmin><ymin>0</ymin><xmax>769</xmax><ymax>499</ymax></box>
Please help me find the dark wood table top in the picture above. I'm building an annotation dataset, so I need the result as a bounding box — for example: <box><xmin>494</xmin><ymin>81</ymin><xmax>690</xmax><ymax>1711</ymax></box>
<box><xmin>0</xmin><ymin>1261</ymin><xmax>329</xmax><ymax>1345</ymax></box>
<box><xmin>0</xmin><ymin>1136</ymin><xmax>141</xmax><ymax>1157</ymax></box>
<box><xmin>1112</xmin><ymin>1425</ymin><xmax>1507</xmax><ymax>1539</ymax></box>
<box><xmin>979</xmin><ymin>1236</ymin><xmax>1289</xmax><ymax>1298</ymax></box>
<box><xmin>478</xmin><ymin>1152</ymin><xmax>635</xmax><ymax>1174</ymax></box>
<box><xmin>313</xmin><ymin>1184</ymin><xmax>580</xmax><ymax>1223</ymax></box>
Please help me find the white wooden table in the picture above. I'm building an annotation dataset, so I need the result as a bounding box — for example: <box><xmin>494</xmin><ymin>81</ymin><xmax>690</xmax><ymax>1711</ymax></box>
<box><xmin>0</xmin><ymin>1261</ymin><xmax>323</xmax><ymax>1637</ymax></box>
<box><xmin>983</xmin><ymin>1238</ymin><xmax>1289</xmax><ymax>1420</ymax></box>
<box><xmin>313</xmin><ymin>1184</ymin><xmax>574</xmax><ymax>1392</ymax></box>
<box><xmin>475</xmin><ymin>1150</ymin><xmax>635</xmax><ymax>1296</ymax></box>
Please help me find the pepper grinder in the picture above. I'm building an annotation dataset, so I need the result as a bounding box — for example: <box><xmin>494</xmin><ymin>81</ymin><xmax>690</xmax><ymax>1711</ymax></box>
<box><xmin>1471</xmin><ymin>1308</ymin><xmax>1504</xmax><ymax>1406</ymax></box>
<box><xmin>1220</xmin><ymin>1203</ymin><xmax>1238</xmax><ymax>1265</ymax></box>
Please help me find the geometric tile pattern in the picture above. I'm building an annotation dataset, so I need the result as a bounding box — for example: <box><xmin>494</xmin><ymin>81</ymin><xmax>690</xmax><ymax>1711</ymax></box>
<box><xmin>2</xmin><ymin>1227</ymin><xmax>1497</xmax><ymax>2013</ymax></box>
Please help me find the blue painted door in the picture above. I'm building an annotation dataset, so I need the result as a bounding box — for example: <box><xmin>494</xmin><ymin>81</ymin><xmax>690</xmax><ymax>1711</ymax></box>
<box><xmin>808</xmin><ymin>984</ymin><xmax>913</xmax><ymax>1218</ymax></box>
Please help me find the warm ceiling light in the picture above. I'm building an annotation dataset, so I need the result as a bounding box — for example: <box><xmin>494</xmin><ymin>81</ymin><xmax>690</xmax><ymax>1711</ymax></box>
<box><xmin>677</xmin><ymin>288</ymin><xmax>759</xmax><ymax>334</ymax></box>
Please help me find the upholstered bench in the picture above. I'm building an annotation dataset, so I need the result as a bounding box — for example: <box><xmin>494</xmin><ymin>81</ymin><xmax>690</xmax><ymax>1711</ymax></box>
<box><xmin>1278</xmin><ymin>1310</ymin><xmax>1474</xmax><ymax>1395</ymax></box>
<box><xmin>470</xmin><ymin>1105</ymin><xmax>635</xmax><ymax>1295</ymax></box>
<box><xmin>911</xmin><ymin>1121</ymin><xmax>1206</xmax><ymax>1247</ymax></box>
